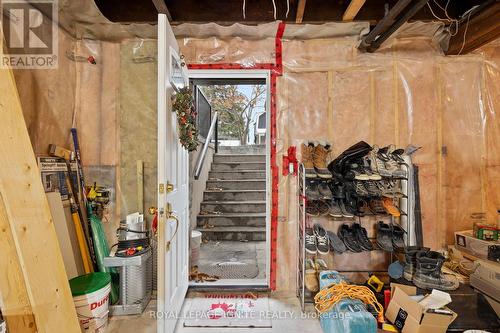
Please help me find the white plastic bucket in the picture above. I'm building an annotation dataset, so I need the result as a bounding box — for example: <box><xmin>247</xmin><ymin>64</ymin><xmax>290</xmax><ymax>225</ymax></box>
<box><xmin>73</xmin><ymin>283</ymin><xmax>111</xmax><ymax>333</ymax></box>
<box><xmin>191</xmin><ymin>230</ymin><xmax>202</xmax><ymax>266</ymax></box>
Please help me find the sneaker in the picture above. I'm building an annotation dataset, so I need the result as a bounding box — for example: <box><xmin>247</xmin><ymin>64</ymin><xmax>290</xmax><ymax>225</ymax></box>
<box><xmin>392</xmin><ymin>224</ymin><xmax>406</xmax><ymax>250</ymax></box>
<box><xmin>403</xmin><ymin>246</ymin><xmax>429</xmax><ymax>281</ymax></box>
<box><xmin>362</xmin><ymin>156</ymin><xmax>382</xmax><ymax>180</ymax></box>
<box><xmin>352</xmin><ymin>223</ymin><xmax>373</xmax><ymax>251</ymax></box>
<box><xmin>339</xmin><ymin>199</ymin><xmax>354</xmax><ymax>218</ymax></box>
<box><xmin>369</xmin><ymin>198</ymin><xmax>386</xmax><ymax>215</ymax></box>
<box><xmin>363</xmin><ymin>180</ymin><xmax>381</xmax><ymax>196</ymax></box>
<box><xmin>339</xmin><ymin>224</ymin><xmax>362</xmax><ymax>253</ymax></box>
<box><xmin>327</xmin><ymin>230</ymin><xmax>347</xmax><ymax>254</ymax></box>
<box><xmin>314</xmin><ymin>224</ymin><xmax>330</xmax><ymax>255</ymax></box>
<box><xmin>313</xmin><ymin>144</ymin><xmax>333</xmax><ymax>179</ymax></box>
<box><xmin>384</xmin><ymin>145</ymin><xmax>407</xmax><ymax>178</ymax></box>
<box><xmin>305</xmin><ymin>228</ymin><xmax>317</xmax><ymax>255</ymax></box>
<box><xmin>353</xmin><ymin>180</ymin><xmax>369</xmax><ymax>197</ymax></box>
<box><xmin>413</xmin><ymin>251</ymin><xmax>459</xmax><ymax>291</ymax></box>
<box><xmin>370</xmin><ymin>145</ymin><xmax>391</xmax><ymax>177</ymax></box>
<box><xmin>318</xmin><ymin>181</ymin><xmax>333</xmax><ymax>200</ymax></box>
<box><xmin>349</xmin><ymin>163</ymin><xmax>370</xmax><ymax>181</ymax></box>
<box><xmin>301</xmin><ymin>143</ymin><xmax>317</xmax><ymax>178</ymax></box>
<box><xmin>376</xmin><ymin>221</ymin><xmax>393</xmax><ymax>252</ymax></box>
<box><xmin>328</xmin><ymin>199</ymin><xmax>343</xmax><ymax>218</ymax></box>
<box><xmin>305</xmin><ymin>179</ymin><xmax>321</xmax><ymax>201</ymax></box>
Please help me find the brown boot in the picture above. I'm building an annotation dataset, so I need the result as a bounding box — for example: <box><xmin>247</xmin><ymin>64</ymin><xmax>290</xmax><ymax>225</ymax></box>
<box><xmin>301</xmin><ymin>142</ymin><xmax>317</xmax><ymax>178</ymax></box>
<box><xmin>313</xmin><ymin>144</ymin><xmax>333</xmax><ymax>179</ymax></box>
<box><xmin>305</xmin><ymin>269</ymin><xmax>319</xmax><ymax>292</ymax></box>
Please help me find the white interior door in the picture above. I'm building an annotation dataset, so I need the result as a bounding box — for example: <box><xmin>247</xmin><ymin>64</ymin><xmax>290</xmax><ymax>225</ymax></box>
<box><xmin>157</xmin><ymin>13</ymin><xmax>190</xmax><ymax>333</ymax></box>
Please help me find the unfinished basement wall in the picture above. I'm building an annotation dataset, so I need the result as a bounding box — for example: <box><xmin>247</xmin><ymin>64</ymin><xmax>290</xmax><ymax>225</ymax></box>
<box><xmin>177</xmin><ymin>27</ymin><xmax>500</xmax><ymax>291</ymax></box>
<box><xmin>11</xmin><ymin>28</ymin><xmax>160</xmax><ymax>246</ymax></box>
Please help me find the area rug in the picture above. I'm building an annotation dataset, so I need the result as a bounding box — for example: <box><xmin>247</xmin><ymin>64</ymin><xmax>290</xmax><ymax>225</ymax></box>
<box><xmin>183</xmin><ymin>295</ymin><xmax>272</xmax><ymax>328</ymax></box>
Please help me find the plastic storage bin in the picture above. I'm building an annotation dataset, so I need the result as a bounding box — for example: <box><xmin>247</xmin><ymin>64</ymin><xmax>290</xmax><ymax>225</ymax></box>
<box><xmin>318</xmin><ymin>271</ymin><xmax>377</xmax><ymax>333</ymax></box>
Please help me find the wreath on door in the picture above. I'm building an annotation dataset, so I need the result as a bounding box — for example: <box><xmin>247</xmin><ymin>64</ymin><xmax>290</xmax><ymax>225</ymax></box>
<box><xmin>172</xmin><ymin>87</ymin><xmax>199</xmax><ymax>152</ymax></box>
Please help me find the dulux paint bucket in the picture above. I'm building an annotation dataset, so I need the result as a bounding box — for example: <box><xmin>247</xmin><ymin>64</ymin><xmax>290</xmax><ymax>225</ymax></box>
<box><xmin>69</xmin><ymin>272</ymin><xmax>112</xmax><ymax>333</ymax></box>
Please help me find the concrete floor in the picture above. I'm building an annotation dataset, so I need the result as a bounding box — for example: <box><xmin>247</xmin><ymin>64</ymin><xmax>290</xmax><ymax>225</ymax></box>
<box><xmin>106</xmin><ymin>292</ymin><xmax>321</xmax><ymax>333</ymax></box>
<box><xmin>198</xmin><ymin>240</ymin><xmax>266</xmax><ymax>279</ymax></box>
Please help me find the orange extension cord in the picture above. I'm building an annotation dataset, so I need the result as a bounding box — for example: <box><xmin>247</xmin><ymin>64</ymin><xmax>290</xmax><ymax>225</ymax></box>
<box><xmin>314</xmin><ymin>282</ymin><xmax>384</xmax><ymax>319</ymax></box>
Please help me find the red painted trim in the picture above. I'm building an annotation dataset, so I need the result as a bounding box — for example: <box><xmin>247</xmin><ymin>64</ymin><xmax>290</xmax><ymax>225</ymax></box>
<box><xmin>187</xmin><ymin>22</ymin><xmax>285</xmax><ymax>291</ymax></box>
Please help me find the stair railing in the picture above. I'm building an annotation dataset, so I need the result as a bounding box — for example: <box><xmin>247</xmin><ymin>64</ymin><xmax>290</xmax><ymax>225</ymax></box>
<box><xmin>194</xmin><ymin>111</ymin><xmax>218</xmax><ymax>180</ymax></box>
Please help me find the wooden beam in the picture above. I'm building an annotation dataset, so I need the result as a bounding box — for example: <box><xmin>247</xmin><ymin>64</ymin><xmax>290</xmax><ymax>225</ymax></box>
<box><xmin>342</xmin><ymin>0</ymin><xmax>367</xmax><ymax>21</ymax></box>
<box><xmin>446</xmin><ymin>2</ymin><xmax>500</xmax><ymax>55</ymax></box>
<box><xmin>151</xmin><ymin>0</ymin><xmax>173</xmax><ymax>21</ymax></box>
<box><xmin>0</xmin><ymin>68</ymin><xmax>81</xmax><ymax>332</ymax></box>
<box><xmin>295</xmin><ymin>0</ymin><xmax>306</xmax><ymax>23</ymax></box>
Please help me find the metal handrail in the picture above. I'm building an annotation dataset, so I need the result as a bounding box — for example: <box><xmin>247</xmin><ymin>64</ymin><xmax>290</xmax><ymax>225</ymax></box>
<box><xmin>194</xmin><ymin>111</ymin><xmax>218</xmax><ymax>180</ymax></box>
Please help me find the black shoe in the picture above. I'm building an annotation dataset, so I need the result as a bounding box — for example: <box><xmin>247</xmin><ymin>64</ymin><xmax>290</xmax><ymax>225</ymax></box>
<box><xmin>314</xmin><ymin>224</ymin><xmax>330</xmax><ymax>255</ymax></box>
<box><xmin>327</xmin><ymin>230</ymin><xmax>347</xmax><ymax>254</ymax></box>
<box><xmin>392</xmin><ymin>224</ymin><xmax>406</xmax><ymax>250</ymax></box>
<box><xmin>305</xmin><ymin>228</ymin><xmax>317</xmax><ymax>255</ymax></box>
<box><xmin>318</xmin><ymin>181</ymin><xmax>333</xmax><ymax>200</ymax></box>
<box><xmin>339</xmin><ymin>224</ymin><xmax>362</xmax><ymax>253</ymax></box>
<box><xmin>305</xmin><ymin>179</ymin><xmax>320</xmax><ymax>201</ymax></box>
<box><xmin>376</xmin><ymin>221</ymin><xmax>393</xmax><ymax>252</ymax></box>
<box><xmin>352</xmin><ymin>223</ymin><xmax>373</xmax><ymax>251</ymax></box>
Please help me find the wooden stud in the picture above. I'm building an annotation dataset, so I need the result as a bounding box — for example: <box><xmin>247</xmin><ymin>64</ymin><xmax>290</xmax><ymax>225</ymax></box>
<box><xmin>342</xmin><ymin>0</ymin><xmax>367</xmax><ymax>21</ymax></box>
<box><xmin>295</xmin><ymin>0</ymin><xmax>307</xmax><ymax>23</ymax></box>
<box><xmin>0</xmin><ymin>67</ymin><xmax>81</xmax><ymax>332</ymax></box>
<box><xmin>137</xmin><ymin>160</ymin><xmax>144</xmax><ymax>214</ymax></box>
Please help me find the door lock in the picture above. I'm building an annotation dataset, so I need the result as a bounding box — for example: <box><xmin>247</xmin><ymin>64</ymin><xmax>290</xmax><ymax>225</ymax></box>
<box><xmin>164</xmin><ymin>202</ymin><xmax>179</xmax><ymax>252</ymax></box>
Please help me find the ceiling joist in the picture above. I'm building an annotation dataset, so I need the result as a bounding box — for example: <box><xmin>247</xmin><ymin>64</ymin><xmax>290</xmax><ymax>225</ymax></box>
<box><xmin>151</xmin><ymin>0</ymin><xmax>172</xmax><ymax>21</ymax></box>
<box><xmin>342</xmin><ymin>0</ymin><xmax>367</xmax><ymax>21</ymax></box>
<box><xmin>295</xmin><ymin>0</ymin><xmax>307</xmax><ymax>23</ymax></box>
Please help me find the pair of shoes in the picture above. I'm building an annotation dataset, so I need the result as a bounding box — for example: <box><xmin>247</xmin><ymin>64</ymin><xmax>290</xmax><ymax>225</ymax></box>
<box><xmin>378</xmin><ymin>145</ymin><xmax>407</xmax><ymax>178</ymax></box>
<box><xmin>411</xmin><ymin>250</ymin><xmax>459</xmax><ymax>291</ymax></box>
<box><xmin>301</xmin><ymin>142</ymin><xmax>333</xmax><ymax>179</ymax></box>
<box><xmin>305</xmin><ymin>258</ymin><xmax>329</xmax><ymax>292</ymax></box>
<box><xmin>338</xmin><ymin>223</ymin><xmax>373</xmax><ymax>253</ymax></box>
<box><xmin>305</xmin><ymin>224</ymin><xmax>329</xmax><ymax>255</ymax></box>
<box><xmin>348</xmin><ymin>162</ymin><xmax>381</xmax><ymax>181</ymax></box>
<box><xmin>376</xmin><ymin>222</ymin><xmax>406</xmax><ymax>252</ymax></box>
<box><xmin>305</xmin><ymin>179</ymin><xmax>332</xmax><ymax>200</ymax></box>
<box><xmin>305</xmin><ymin>200</ymin><xmax>329</xmax><ymax>216</ymax></box>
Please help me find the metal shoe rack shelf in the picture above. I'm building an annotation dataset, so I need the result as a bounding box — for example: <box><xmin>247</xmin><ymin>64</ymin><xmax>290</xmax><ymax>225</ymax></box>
<box><xmin>296</xmin><ymin>160</ymin><xmax>415</xmax><ymax>312</ymax></box>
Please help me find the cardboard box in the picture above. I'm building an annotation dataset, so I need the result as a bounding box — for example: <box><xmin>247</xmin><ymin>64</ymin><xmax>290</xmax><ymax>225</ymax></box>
<box><xmin>455</xmin><ymin>230</ymin><xmax>500</xmax><ymax>262</ymax></box>
<box><xmin>386</xmin><ymin>286</ymin><xmax>457</xmax><ymax>333</ymax></box>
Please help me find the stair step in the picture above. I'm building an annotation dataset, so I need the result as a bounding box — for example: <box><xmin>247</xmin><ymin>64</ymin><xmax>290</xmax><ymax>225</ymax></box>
<box><xmin>213</xmin><ymin>154</ymin><xmax>266</xmax><ymax>163</ymax></box>
<box><xmin>211</xmin><ymin>162</ymin><xmax>266</xmax><ymax>171</ymax></box>
<box><xmin>203</xmin><ymin>190</ymin><xmax>266</xmax><ymax>201</ymax></box>
<box><xmin>197</xmin><ymin>226</ymin><xmax>266</xmax><ymax>241</ymax></box>
<box><xmin>206</xmin><ymin>179</ymin><xmax>265</xmax><ymax>190</ymax></box>
<box><xmin>200</xmin><ymin>201</ymin><xmax>266</xmax><ymax>214</ymax></box>
<box><xmin>197</xmin><ymin>213</ymin><xmax>266</xmax><ymax>227</ymax></box>
<box><xmin>209</xmin><ymin>170</ymin><xmax>266</xmax><ymax>180</ymax></box>
<box><xmin>218</xmin><ymin>145</ymin><xmax>266</xmax><ymax>155</ymax></box>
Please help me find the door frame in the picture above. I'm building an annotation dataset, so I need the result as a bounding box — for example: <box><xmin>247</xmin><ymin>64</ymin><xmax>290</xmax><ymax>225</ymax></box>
<box><xmin>188</xmin><ymin>69</ymin><xmax>271</xmax><ymax>288</ymax></box>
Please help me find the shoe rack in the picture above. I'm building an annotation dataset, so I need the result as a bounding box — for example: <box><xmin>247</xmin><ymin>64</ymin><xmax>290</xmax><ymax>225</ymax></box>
<box><xmin>296</xmin><ymin>158</ymin><xmax>415</xmax><ymax>312</ymax></box>
<box><xmin>297</xmin><ymin>163</ymin><xmax>307</xmax><ymax>312</ymax></box>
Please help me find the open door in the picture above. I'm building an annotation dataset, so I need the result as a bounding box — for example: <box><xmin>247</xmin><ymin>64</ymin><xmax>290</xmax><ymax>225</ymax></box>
<box><xmin>157</xmin><ymin>14</ymin><xmax>190</xmax><ymax>333</ymax></box>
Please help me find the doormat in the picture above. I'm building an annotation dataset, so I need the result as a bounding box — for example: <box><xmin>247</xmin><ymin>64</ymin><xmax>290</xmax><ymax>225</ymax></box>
<box><xmin>183</xmin><ymin>295</ymin><xmax>272</xmax><ymax>328</ymax></box>
<box><xmin>198</xmin><ymin>262</ymin><xmax>259</xmax><ymax>279</ymax></box>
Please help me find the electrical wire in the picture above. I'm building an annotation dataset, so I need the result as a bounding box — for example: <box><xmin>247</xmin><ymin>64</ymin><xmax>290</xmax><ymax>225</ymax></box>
<box><xmin>458</xmin><ymin>9</ymin><xmax>472</xmax><ymax>55</ymax></box>
<box><xmin>314</xmin><ymin>282</ymin><xmax>384</xmax><ymax>318</ymax></box>
<box><xmin>426</xmin><ymin>0</ymin><xmax>459</xmax><ymax>37</ymax></box>
<box><xmin>271</xmin><ymin>0</ymin><xmax>276</xmax><ymax>20</ymax></box>
<box><xmin>242</xmin><ymin>0</ymin><xmax>246</xmax><ymax>19</ymax></box>
<box><xmin>286</xmin><ymin>0</ymin><xmax>290</xmax><ymax>18</ymax></box>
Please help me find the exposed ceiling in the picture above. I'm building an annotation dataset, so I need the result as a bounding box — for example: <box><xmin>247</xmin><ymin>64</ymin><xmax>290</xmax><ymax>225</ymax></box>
<box><xmin>94</xmin><ymin>0</ymin><xmax>485</xmax><ymax>25</ymax></box>
<box><xmin>92</xmin><ymin>0</ymin><xmax>500</xmax><ymax>54</ymax></box>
